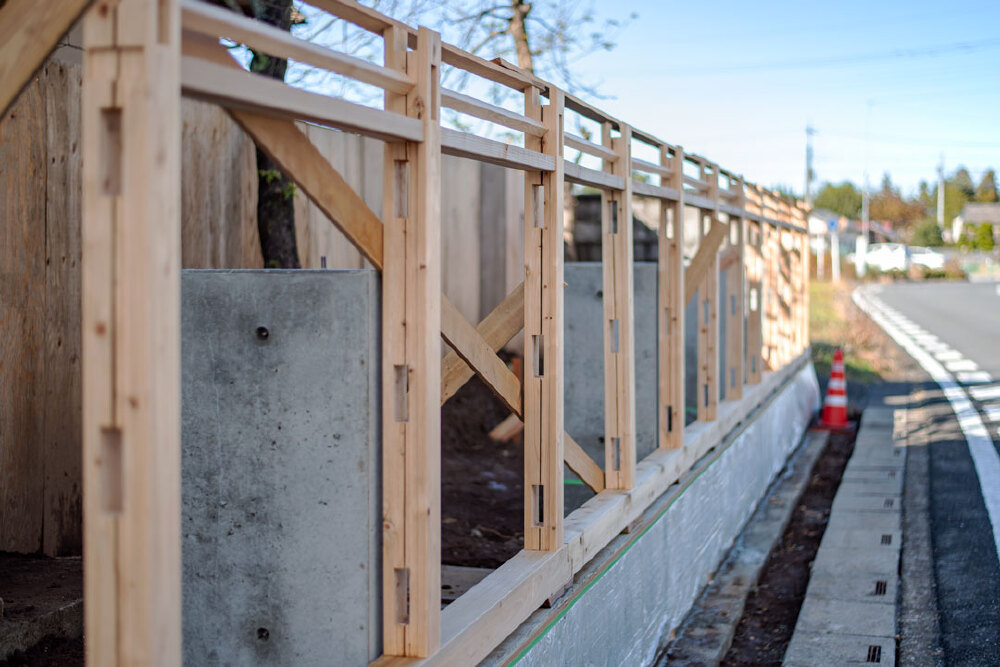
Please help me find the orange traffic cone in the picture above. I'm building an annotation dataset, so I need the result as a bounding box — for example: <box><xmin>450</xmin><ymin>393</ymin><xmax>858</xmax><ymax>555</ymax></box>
<box><xmin>817</xmin><ymin>348</ymin><xmax>850</xmax><ymax>430</ymax></box>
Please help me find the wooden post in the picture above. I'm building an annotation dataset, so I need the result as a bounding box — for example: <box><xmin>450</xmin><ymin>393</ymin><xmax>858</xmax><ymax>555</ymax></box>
<box><xmin>801</xmin><ymin>228</ymin><xmax>810</xmax><ymax>352</ymax></box>
<box><xmin>381</xmin><ymin>25</ymin><xmax>442</xmax><ymax>657</ymax></box>
<box><xmin>601</xmin><ymin>122</ymin><xmax>636</xmax><ymax>488</ymax></box>
<box><xmin>745</xmin><ymin>219</ymin><xmax>764</xmax><ymax>384</ymax></box>
<box><xmin>658</xmin><ymin>146</ymin><xmax>685</xmax><ymax>449</ymax></box>
<box><xmin>523</xmin><ymin>88</ymin><xmax>565</xmax><ymax>550</ymax></box>
<box><xmin>81</xmin><ymin>0</ymin><xmax>181</xmax><ymax>663</ymax></box>
<box><xmin>696</xmin><ymin>165</ymin><xmax>720</xmax><ymax>422</ymax></box>
<box><xmin>725</xmin><ymin>183</ymin><xmax>745</xmax><ymax>401</ymax></box>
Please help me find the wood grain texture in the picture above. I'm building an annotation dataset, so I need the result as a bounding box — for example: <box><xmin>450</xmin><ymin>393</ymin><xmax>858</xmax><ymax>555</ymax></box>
<box><xmin>42</xmin><ymin>61</ymin><xmax>84</xmax><ymax>556</ymax></box>
<box><xmin>181</xmin><ymin>99</ymin><xmax>262</xmax><ymax>269</ymax></box>
<box><xmin>0</xmin><ymin>70</ymin><xmax>46</xmax><ymax>554</ymax></box>
<box><xmin>0</xmin><ymin>0</ymin><xmax>93</xmax><ymax>117</ymax></box>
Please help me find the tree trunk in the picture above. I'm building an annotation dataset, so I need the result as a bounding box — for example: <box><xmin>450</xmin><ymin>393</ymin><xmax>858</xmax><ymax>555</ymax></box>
<box><xmin>508</xmin><ymin>0</ymin><xmax>534</xmax><ymax>73</ymax></box>
<box><xmin>250</xmin><ymin>0</ymin><xmax>301</xmax><ymax>268</ymax></box>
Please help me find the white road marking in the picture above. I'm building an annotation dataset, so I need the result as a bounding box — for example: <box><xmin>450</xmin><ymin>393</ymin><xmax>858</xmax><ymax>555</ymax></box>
<box><xmin>958</xmin><ymin>371</ymin><xmax>994</xmax><ymax>385</ymax></box>
<box><xmin>971</xmin><ymin>385</ymin><xmax>1000</xmax><ymax>402</ymax></box>
<box><xmin>854</xmin><ymin>288</ymin><xmax>1000</xmax><ymax>566</ymax></box>
<box><xmin>995</xmin><ymin>284</ymin><xmax>1000</xmax><ymax>297</ymax></box>
<box><xmin>934</xmin><ymin>350</ymin><xmax>963</xmax><ymax>361</ymax></box>
<box><xmin>986</xmin><ymin>404</ymin><xmax>1000</xmax><ymax>423</ymax></box>
<box><xmin>946</xmin><ymin>359</ymin><xmax>980</xmax><ymax>372</ymax></box>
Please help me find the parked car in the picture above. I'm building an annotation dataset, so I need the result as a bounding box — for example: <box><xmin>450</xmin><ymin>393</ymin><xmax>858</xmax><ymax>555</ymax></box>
<box><xmin>864</xmin><ymin>243</ymin><xmax>910</xmax><ymax>271</ymax></box>
<box><xmin>909</xmin><ymin>246</ymin><xmax>946</xmax><ymax>270</ymax></box>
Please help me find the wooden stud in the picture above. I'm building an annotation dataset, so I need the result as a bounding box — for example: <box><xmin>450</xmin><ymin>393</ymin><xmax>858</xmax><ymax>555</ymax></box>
<box><xmin>81</xmin><ymin>0</ymin><xmax>182</xmax><ymax>664</ymax></box>
<box><xmin>696</xmin><ymin>166</ymin><xmax>721</xmax><ymax>422</ymax></box>
<box><xmin>725</xmin><ymin>192</ymin><xmax>745</xmax><ymax>401</ymax></box>
<box><xmin>658</xmin><ymin>146</ymin><xmax>685</xmax><ymax>449</ymax></box>
<box><xmin>522</xmin><ymin>87</ymin><xmax>565</xmax><ymax>551</ymax></box>
<box><xmin>0</xmin><ymin>0</ymin><xmax>93</xmax><ymax>117</ymax></box>
<box><xmin>745</xmin><ymin>220</ymin><xmax>764</xmax><ymax>384</ymax></box>
<box><xmin>601</xmin><ymin>122</ymin><xmax>636</xmax><ymax>489</ymax></box>
<box><xmin>380</xmin><ymin>25</ymin><xmax>442</xmax><ymax>657</ymax></box>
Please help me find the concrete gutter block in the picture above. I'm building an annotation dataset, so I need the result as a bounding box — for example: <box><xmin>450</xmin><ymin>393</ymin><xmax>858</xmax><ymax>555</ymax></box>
<box><xmin>793</xmin><ymin>597</ymin><xmax>895</xmax><ymax>638</ymax></box>
<box><xmin>860</xmin><ymin>407</ymin><xmax>897</xmax><ymax>428</ymax></box>
<box><xmin>835</xmin><ymin>478</ymin><xmax>905</xmax><ymax>497</ymax></box>
<box><xmin>826</xmin><ymin>510</ymin><xmax>901</xmax><ymax>533</ymax></box>
<box><xmin>784</xmin><ymin>633</ymin><xmax>896</xmax><ymax>667</ymax></box>
<box><xmin>819</xmin><ymin>525</ymin><xmax>900</xmax><ymax>550</ymax></box>
<box><xmin>810</xmin><ymin>546</ymin><xmax>900</xmax><ymax>579</ymax></box>
<box><xmin>804</xmin><ymin>571</ymin><xmax>899</xmax><ymax>604</ymax></box>
<box><xmin>830</xmin><ymin>490</ymin><xmax>903</xmax><ymax>514</ymax></box>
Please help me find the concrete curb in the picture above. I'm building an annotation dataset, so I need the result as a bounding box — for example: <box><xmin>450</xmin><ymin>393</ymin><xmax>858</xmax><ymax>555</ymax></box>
<box><xmin>783</xmin><ymin>407</ymin><xmax>905</xmax><ymax>666</ymax></box>
<box><xmin>659</xmin><ymin>428</ymin><xmax>830</xmax><ymax>665</ymax></box>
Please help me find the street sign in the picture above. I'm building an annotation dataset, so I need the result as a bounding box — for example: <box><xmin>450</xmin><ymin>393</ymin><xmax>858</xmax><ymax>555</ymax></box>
<box><xmin>828</xmin><ymin>219</ymin><xmax>837</xmax><ymax>233</ymax></box>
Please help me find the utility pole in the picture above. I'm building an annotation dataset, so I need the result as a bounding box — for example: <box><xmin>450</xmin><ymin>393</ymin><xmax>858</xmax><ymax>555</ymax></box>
<box><xmin>804</xmin><ymin>124</ymin><xmax>816</xmax><ymax>207</ymax></box>
<box><xmin>937</xmin><ymin>154</ymin><xmax>945</xmax><ymax>230</ymax></box>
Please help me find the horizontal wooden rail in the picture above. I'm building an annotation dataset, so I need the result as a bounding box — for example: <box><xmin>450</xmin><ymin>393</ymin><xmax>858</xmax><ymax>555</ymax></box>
<box><xmin>441</xmin><ymin>88</ymin><xmax>546</xmax><ymax>137</ymax></box>
<box><xmin>441</xmin><ymin>129</ymin><xmax>554</xmax><ymax>172</ymax></box>
<box><xmin>631</xmin><ymin>156</ymin><xmax>672</xmax><ymax>179</ymax></box>
<box><xmin>564</xmin><ymin>160</ymin><xmax>625</xmax><ymax>190</ymax></box>
<box><xmin>180</xmin><ymin>52</ymin><xmax>422</xmax><ymax>143</ymax></box>
<box><xmin>180</xmin><ymin>0</ymin><xmax>414</xmax><ymax>95</ymax></box>
<box><xmin>632</xmin><ymin>179</ymin><xmax>680</xmax><ymax>201</ymax></box>
<box><xmin>564</xmin><ymin>132</ymin><xmax>618</xmax><ymax>162</ymax></box>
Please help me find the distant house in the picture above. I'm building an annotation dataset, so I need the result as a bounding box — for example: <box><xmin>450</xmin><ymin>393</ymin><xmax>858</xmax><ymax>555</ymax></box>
<box><xmin>952</xmin><ymin>203</ymin><xmax>1000</xmax><ymax>244</ymax></box>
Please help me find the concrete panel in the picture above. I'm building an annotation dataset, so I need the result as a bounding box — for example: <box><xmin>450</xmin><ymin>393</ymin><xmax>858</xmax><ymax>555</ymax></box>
<box><xmin>563</xmin><ymin>263</ymin><xmax>706</xmax><ymax>510</ymax></box>
<box><xmin>181</xmin><ymin>269</ymin><xmax>380</xmax><ymax>666</ymax></box>
<box><xmin>488</xmin><ymin>362</ymin><xmax>819</xmax><ymax>666</ymax></box>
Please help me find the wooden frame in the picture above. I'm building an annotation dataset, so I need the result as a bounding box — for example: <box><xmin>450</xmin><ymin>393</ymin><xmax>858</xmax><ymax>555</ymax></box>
<box><xmin>81</xmin><ymin>0</ymin><xmax>182</xmax><ymax>664</ymax></box>
<box><xmin>0</xmin><ymin>0</ymin><xmax>813</xmax><ymax>662</ymax></box>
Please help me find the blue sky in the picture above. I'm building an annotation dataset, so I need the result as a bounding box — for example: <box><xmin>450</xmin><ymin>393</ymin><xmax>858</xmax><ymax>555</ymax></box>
<box><xmin>565</xmin><ymin>0</ymin><xmax>1000</xmax><ymax>195</ymax></box>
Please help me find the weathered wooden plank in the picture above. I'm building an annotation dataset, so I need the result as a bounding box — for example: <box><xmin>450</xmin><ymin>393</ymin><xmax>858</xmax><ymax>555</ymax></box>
<box><xmin>42</xmin><ymin>60</ymin><xmax>84</xmax><ymax>556</ymax></box>
<box><xmin>0</xmin><ymin>0</ymin><xmax>93</xmax><ymax>117</ymax></box>
<box><xmin>181</xmin><ymin>99</ymin><xmax>261</xmax><ymax>269</ymax></box>
<box><xmin>0</xmin><ymin>69</ymin><xmax>46</xmax><ymax>554</ymax></box>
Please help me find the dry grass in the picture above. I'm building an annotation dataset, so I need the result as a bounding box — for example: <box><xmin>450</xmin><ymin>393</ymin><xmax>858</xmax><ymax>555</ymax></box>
<box><xmin>810</xmin><ymin>280</ymin><xmax>894</xmax><ymax>389</ymax></box>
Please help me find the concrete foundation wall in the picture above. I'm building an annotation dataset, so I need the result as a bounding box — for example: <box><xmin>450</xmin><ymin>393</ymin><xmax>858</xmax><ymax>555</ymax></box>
<box><xmin>490</xmin><ymin>362</ymin><xmax>819</xmax><ymax>666</ymax></box>
<box><xmin>181</xmin><ymin>269</ymin><xmax>381</xmax><ymax>666</ymax></box>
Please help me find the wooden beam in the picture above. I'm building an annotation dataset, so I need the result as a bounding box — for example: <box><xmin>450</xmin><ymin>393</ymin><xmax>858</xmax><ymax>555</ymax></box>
<box><xmin>441</xmin><ymin>129</ymin><xmax>554</xmax><ymax>172</ymax></box>
<box><xmin>522</xmin><ymin>87</ymin><xmax>565</xmax><ymax>551</ymax></box>
<box><xmin>180</xmin><ymin>0</ymin><xmax>414</xmax><ymax>94</ymax></box>
<box><xmin>441</xmin><ymin>88</ymin><xmax>546</xmax><ymax>137</ymax></box>
<box><xmin>0</xmin><ymin>0</ymin><xmax>93</xmax><ymax>117</ymax></box>
<box><xmin>683</xmin><ymin>219</ymin><xmax>729</xmax><ymax>304</ymax></box>
<box><xmin>659</xmin><ymin>146</ymin><xmax>685</xmax><ymax>449</ymax></box>
<box><xmin>181</xmin><ymin>55</ymin><xmax>423</xmax><ymax>143</ymax></box>
<box><xmin>441</xmin><ymin>282</ymin><xmax>525</xmax><ymax>404</ymax></box>
<box><xmin>81</xmin><ymin>0</ymin><xmax>181</xmax><ymax>664</ymax></box>
<box><xmin>380</xmin><ymin>25</ymin><xmax>442</xmax><ymax>657</ymax></box>
<box><xmin>601</xmin><ymin>123</ymin><xmax>636</xmax><ymax>490</ymax></box>
<box><xmin>440</xmin><ymin>295</ymin><xmax>521</xmax><ymax>414</ymax></box>
<box><xmin>230</xmin><ymin>109</ymin><xmax>385</xmax><ymax>267</ymax></box>
<box><xmin>565</xmin><ymin>433</ymin><xmax>605</xmax><ymax>494</ymax></box>
<box><xmin>725</xmin><ymin>206</ymin><xmax>745</xmax><ymax>402</ymax></box>
<box><xmin>745</xmin><ymin>221</ymin><xmax>764</xmax><ymax>384</ymax></box>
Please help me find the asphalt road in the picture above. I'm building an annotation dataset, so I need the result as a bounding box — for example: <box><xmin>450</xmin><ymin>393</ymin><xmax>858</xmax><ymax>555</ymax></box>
<box><xmin>869</xmin><ymin>281</ymin><xmax>1000</xmax><ymax>666</ymax></box>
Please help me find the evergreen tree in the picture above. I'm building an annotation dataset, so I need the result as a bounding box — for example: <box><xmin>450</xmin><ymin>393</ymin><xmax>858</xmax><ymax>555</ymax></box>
<box><xmin>953</xmin><ymin>167</ymin><xmax>975</xmax><ymax>199</ymax></box>
<box><xmin>975</xmin><ymin>169</ymin><xmax>999</xmax><ymax>203</ymax></box>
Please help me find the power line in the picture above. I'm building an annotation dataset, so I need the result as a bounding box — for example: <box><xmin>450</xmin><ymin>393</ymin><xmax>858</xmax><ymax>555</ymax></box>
<box><xmin>670</xmin><ymin>37</ymin><xmax>1000</xmax><ymax>75</ymax></box>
